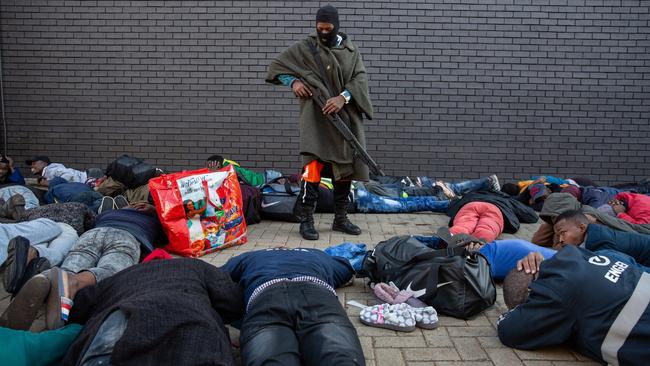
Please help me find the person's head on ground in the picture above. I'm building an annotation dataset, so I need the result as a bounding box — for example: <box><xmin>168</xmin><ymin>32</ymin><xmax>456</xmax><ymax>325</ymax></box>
<box><xmin>560</xmin><ymin>185</ymin><xmax>581</xmax><ymax>201</ymax></box>
<box><xmin>25</xmin><ymin>155</ymin><xmax>50</xmax><ymax>176</ymax></box>
<box><xmin>205</xmin><ymin>155</ymin><xmax>224</xmax><ymax>170</ymax></box>
<box><xmin>553</xmin><ymin>210</ymin><xmax>589</xmax><ymax>246</ymax></box>
<box><xmin>501</xmin><ymin>183</ymin><xmax>519</xmax><ymax>196</ymax></box>
<box><xmin>0</xmin><ymin>155</ymin><xmax>11</xmax><ymax>181</ymax></box>
<box><xmin>503</xmin><ymin>269</ymin><xmax>534</xmax><ymax>310</ymax></box>
<box><xmin>316</xmin><ymin>5</ymin><xmax>339</xmax><ymax>47</ymax></box>
<box><xmin>539</xmin><ymin>192</ymin><xmax>582</xmax><ymax>225</ymax></box>
<box><xmin>528</xmin><ymin>183</ymin><xmax>550</xmax><ymax>206</ymax></box>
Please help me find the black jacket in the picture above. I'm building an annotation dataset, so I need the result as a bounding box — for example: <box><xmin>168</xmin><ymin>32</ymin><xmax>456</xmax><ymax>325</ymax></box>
<box><xmin>64</xmin><ymin>258</ymin><xmax>244</xmax><ymax>366</ymax></box>
<box><xmin>446</xmin><ymin>190</ymin><xmax>538</xmax><ymax>233</ymax></box>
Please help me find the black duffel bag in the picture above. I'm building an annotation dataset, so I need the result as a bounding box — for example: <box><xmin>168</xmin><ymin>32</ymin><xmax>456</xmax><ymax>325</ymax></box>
<box><xmin>361</xmin><ymin>235</ymin><xmax>496</xmax><ymax>319</ymax></box>
<box><xmin>259</xmin><ymin>177</ymin><xmax>339</xmax><ymax>222</ymax></box>
<box><xmin>259</xmin><ymin>177</ymin><xmax>300</xmax><ymax>222</ymax></box>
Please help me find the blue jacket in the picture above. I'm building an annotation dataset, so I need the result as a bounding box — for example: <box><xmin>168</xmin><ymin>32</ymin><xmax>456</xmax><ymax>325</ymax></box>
<box><xmin>45</xmin><ymin>177</ymin><xmax>93</xmax><ymax>203</ymax></box>
<box><xmin>585</xmin><ymin>224</ymin><xmax>650</xmax><ymax>267</ymax></box>
<box><xmin>498</xmin><ymin>246</ymin><xmax>650</xmax><ymax>365</ymax></box>
<box><xmin>580</xmin><ymin>187</ymin><xmax>620</xmax><ymax>208</ymax></box>
<box><xmin>0</xmin><ymin>168</ymin><xmax>25</xmax><ymax>186</ymax></box>
<box><xmin>222</xmin><ymin>248</ymin><xmax>354</xmax><ymax>306</ymax></box>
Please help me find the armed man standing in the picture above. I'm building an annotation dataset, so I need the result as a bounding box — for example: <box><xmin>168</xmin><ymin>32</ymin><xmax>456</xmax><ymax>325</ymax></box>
<box><xmin>266</xmin><ymin>5</ymin><xmax>374</xmax><ymax>241</ymax></box>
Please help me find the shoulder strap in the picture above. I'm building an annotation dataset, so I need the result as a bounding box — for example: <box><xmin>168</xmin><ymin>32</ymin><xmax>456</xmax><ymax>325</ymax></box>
<box><xmin>408</xmin><ymin>246</ymin><xmax>467</xmax><ymax>263</ymax></box>
<box><xmin>261</xmin><ymin>176</ymin><xmax>297</xmax><ymax>196</ymax></box>
<box><xmin>307</xmin><ymin>40</ymin><xmax>336</xmax><ymax>97</ymax></box>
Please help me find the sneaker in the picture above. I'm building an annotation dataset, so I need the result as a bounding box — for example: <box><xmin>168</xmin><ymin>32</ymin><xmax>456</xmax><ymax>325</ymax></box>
<box><xmin>435</xmin><ymin>181</ymin><xmax>456</xmax><ymax>199</ymax></box>
<box><xmin>98</xmin><ymin>196</ymin><xmax>115</xmax><ymax>214</ymax></box>
<box><xmin>488</xmin><ymin>175</ymin><xmax>501</xmax><ymax>192</ymax></box>
<box><xmin>113</xmin><ymin>195</ymin><xmax>129</xmax><ymax>209</ymax></box>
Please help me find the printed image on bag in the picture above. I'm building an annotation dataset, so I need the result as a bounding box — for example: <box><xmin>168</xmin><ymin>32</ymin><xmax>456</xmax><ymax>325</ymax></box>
<box><xmin>149</xmin><ymin>165</ymin><xmax>247</xmax><ymax>257</ymax></box>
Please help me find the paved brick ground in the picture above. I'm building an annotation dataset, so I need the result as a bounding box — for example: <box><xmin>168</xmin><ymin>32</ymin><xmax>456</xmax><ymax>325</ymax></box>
<box><xmin>1</xmin><ymin>212</ymin><xmax>600</xmax><ymax>365</ymax></box>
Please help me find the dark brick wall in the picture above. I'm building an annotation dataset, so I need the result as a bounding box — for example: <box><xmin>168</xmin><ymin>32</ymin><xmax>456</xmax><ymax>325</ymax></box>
<box><xmin>1</xmin><ymin>1</ymin><xmax>648</xmax><ymax>185</ymax></box>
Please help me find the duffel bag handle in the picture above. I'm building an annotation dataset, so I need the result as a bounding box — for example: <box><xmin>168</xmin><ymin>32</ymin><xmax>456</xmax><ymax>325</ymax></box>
<box><xmin>408</xmin><ymin>245</ymin><xmax>467</xmax><ymax>263</ymax></box>
<box><xmin>261</xmin><ymin>176</ymin><xmax>297</xmax><ymax>196</ymax></box>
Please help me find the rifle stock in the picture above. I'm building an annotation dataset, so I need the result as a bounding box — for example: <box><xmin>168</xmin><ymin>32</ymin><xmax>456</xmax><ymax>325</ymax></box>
<box><xmin>300</xmin><ymin>80</ymin><xmax>385</xmax><ymax>176</ymax></box>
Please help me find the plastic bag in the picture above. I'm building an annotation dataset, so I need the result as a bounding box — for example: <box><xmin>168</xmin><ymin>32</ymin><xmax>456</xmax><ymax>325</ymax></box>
<box><xmin>148</xmin><ymin>165</ymin><xmax>247</xmax><ymax>257</ymax></box>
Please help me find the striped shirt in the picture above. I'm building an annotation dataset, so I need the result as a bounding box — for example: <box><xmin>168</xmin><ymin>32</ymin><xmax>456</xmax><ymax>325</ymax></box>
<box><xmin>247</xmin><ymin>276</ymin><xmax>337</xmax><ymax>312</ymax></box>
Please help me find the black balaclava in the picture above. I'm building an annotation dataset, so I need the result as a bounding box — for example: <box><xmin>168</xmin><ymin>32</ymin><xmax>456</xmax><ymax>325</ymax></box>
<box><xmin>316</xmin><ymin>5</ymin><xmax>339</xmax><ymax>47</ymax></box>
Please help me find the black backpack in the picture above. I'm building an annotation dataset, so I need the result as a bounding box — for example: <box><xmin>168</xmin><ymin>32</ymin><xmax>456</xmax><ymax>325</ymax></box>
<box><xmin>361</xmin><ymin>235</ymin><xmax>496</xmax><ymax>319</ymax></box>
<box><xmin>106</xmin><ymin>155</ymin><xmax>157</xmax><ymax>189</ymax></box>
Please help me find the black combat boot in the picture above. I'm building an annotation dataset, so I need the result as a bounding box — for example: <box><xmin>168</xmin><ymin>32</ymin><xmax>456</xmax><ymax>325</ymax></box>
<box><xmin>332</xmin><ymin>181</ymin><xmax>361</xmax><ymax>235</ymax></box>
<box><xmin>294</xmin><ymin>180</ymin><xmax>320</xmax><ymax>240</ymax></box>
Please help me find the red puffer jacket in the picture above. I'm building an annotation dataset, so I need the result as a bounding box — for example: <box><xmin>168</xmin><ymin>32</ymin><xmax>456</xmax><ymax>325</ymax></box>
<box><xmin>614</xmin><ymin>192</ymin><xmax>650</xmax><ymax>224</ymax></box>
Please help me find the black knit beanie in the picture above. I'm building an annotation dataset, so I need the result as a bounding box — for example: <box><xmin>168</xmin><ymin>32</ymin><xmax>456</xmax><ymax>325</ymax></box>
<box><xmin>316</xmin><ymin>5</ymin><xmax>339</xmax><ymax>29</ymax></box>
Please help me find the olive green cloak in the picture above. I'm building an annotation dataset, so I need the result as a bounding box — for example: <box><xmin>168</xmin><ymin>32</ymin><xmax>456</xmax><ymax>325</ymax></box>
<box><xmin>266</xmin><ymin>33</ymin><xmax>374</xmax><ymax>181</ymax></box>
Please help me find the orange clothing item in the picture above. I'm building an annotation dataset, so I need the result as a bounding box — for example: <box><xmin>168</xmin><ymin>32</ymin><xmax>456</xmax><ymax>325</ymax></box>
<box><xmin>302</xmin><ymin>160</ymin><xmax>325</xmax><ymax>183</ymax></box>
<box><xmin>450</xmin><ymin>202</ymin><xmax>504</xmax><ymax>243</ymax></box>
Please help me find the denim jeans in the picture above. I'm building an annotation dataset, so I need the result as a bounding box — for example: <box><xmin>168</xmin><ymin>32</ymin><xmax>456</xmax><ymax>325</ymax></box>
<box><xmin>354</xmin><ymin>186</ymin><xmax>449</xmax><ymax>213</ymax></box>
<box><xmin>0</xmin><ymin>185</ymin><xmax>40</xmax><ymax>210</ymax></box>
<box><xmin>447</xmin><ymin>176</ymin><xmax>492</xmax><ymax>196</ymax></box>
<box><xmin>33</xmin><ymin>223</ymin><xmax>78</xmax><ymax>267</ymax></box>
<box><xmin>78</xmin><ymin>309</ymin><xmax>128</xmax><ymax>366</ymax></box>
<box><xmin>241</xmin><ymin>282</ymin><xmax>365</xmax><ymax>366</ymax></box>
<box><xmin>62</xmin><ymin>227</ymin><xmax>140</xmax><ymax>283</ymax></box>
<box><xmin>0</xmin><ymin>218</ymin><xmax>61</xmax><ymax>265</ymax></box>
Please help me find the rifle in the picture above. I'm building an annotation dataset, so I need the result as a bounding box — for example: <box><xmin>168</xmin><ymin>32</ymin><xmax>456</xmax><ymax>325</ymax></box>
<box><xmin>300</xmin><ymin>80</ymin><xmax>385</xmax><ymax>176</ymax></box>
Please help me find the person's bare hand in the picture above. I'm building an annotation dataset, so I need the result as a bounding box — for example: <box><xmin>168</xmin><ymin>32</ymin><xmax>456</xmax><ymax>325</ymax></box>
<box><xmin>130</xmin><ymin>202</ymin><xmax>157</xmax><ymax>215</ymax></box>
<box><xmin>608</xmin><ymin>199</ymin><xmax>626</xmax><ymax>214</ymax></box>
<box><xmin>291</xmin><ymin>80</ymin><xmax>312</xmax><ymax>99</ymax></box>
<box><xmin>516</xmin><ymin>252</ymin><xmax>545</xmax><ymax>274</ymax></box>
<box><xmin>322</xmin><ymin>95</ymin><xmax>345</xmax><ymax>115</ymax></box>
<box><xmin>585</xmin><ymin>213</ymin><xmax>598</xmax><ymax>224</ymax></box>
<box><xmin>465</xmin><ymin>241</ymin><xmax>484</xmax><ymax>252</ymax></box>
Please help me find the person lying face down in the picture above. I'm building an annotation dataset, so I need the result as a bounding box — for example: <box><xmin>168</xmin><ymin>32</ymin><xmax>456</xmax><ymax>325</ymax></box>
<box><xmin>552</xmin><ymin>210</ymin><xmax>650</xmax><ymax>268</ymax></box>
<box><xmin>4</xmin><ymin>258</ymin><xmax>244</xmax><ymax>366</ymax></box>
<box><xmin>222</xmin><ymin>246</ymin><xmax>365</xmax><ymax>366</ymax></box>
<box><xmin>26</xmin><ymin>155</ymin><xmax>88</xmax><ymax>186</ymax></box>
<box><xmin>497</xmin><ymin>245</ymin><xmax>650</xmax><ymax>366</ymax></box>
<box><xmin>1</xmin><ymin>202</ymin><xmax>165</xmax><ymax>332</ymax></box>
